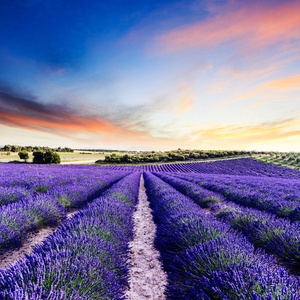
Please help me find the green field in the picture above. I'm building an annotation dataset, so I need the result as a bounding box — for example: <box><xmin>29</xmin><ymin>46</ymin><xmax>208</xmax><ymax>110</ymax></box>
<box><xmin>0</xmin><ymin>151</ymin><xmax>252</xmax><ymax>165</ymax></box>
<box><xmin>0</xmin><ymin>151</ymin><xmax>122</xmax><ymax>163</ymax></box>
<box><xmin>255</xmin><ymin>153</ymin><xmax>300</xmax><ymax>170</ymax></box>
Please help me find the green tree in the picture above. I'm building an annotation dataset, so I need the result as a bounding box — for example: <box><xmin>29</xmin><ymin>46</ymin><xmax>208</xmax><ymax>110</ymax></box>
<box><xmin>11</xmin><ymin>145</ymin><xmax>21</xmax><ymax>152</ymax></box>
<box><xmin>33</xmin><ymin>150</ymin><xmax>45</xmax><ymax>164</ymax></box>
<box><xmin>44</xmin><ymin>150</ymin><xmax>61</xmax><ymax>164</ymax></box>
<box><xmin>18</xmin><ymin>151</ymin><xmax>29</xmax><ymax>162</ymax></box>
<box><xmin>3</xmin><ymin>145</ymin><xmax>11</xmax><ymax>152</ymax></box>
<box><xmin>121</xmin><ymin>154</ymin><xmax>130</xmax><ymax>162</ymax></box>
<box><xmin>33</xmin><ymin>150</ymin><xmax>61</xmax><ymax>164</ymax></box>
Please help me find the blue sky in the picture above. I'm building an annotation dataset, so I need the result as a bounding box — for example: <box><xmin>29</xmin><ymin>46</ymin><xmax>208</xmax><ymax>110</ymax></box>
<box><xmin>0</xmin><ymin>0</ymin><xmax>300</xmax><ymax>151</ymax></box>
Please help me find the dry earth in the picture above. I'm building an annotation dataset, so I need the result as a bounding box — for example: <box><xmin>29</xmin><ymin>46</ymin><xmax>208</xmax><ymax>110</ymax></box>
<box><xmin>0</xmin><ymin>210</ymin><xmax>77</xmax><ymax>270</ymax></box>
<box><xmin>125</xmin><ymin>175</ymin><xmax>167</xmax><ymax>300</ymax></box>
<box><xmin>60</xmin><ymin>159</ymin><xmax>97</xmax><ymax>165</ymax></box>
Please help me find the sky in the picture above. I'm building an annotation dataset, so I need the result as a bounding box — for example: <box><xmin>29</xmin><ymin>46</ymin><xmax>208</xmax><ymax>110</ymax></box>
<box><xmin>0</xmin><ymin>0</ymin><xmax>300</xmax><ymax>151</ymax></box>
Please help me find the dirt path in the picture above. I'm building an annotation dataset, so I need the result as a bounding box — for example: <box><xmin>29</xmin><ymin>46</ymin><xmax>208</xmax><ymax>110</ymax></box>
<box><xmin>0</xmin><ymin>211</ymin><xmax>77</xmax><ymax>270</ymax></box>
<box><xmin>125</xmin><ymin>174</ymin><xmax>167</xmax><ymax>300</ymax></box>
<box><xmin>60</xmin><ymin>159</ymin><xmax>97</xmax><ymax>165</ymax></box>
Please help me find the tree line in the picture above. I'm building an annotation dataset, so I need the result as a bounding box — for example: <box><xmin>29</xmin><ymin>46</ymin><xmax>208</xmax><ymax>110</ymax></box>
<box><xmin>101</xmin><ymin>149</ymin><xmax>261</xmax><ymax>164</ymax></box>
<box><xmin>0</xmin><ymin>145</ymin><xmax>74</xmax><ymax>153</ymax></box>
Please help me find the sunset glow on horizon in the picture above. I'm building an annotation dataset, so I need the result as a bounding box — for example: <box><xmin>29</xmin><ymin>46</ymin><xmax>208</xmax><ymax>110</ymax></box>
<box><xmin>0</xmin><ymin>0</ymin><xmax>299</xmax><ymax>151</ymax></box>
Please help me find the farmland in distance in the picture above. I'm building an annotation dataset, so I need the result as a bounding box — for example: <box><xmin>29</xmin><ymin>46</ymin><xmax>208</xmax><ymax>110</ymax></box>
<box><xmin>0</xmin><ymin>157</ymin><xmax>300</xmax><ymax>299</ymax></box>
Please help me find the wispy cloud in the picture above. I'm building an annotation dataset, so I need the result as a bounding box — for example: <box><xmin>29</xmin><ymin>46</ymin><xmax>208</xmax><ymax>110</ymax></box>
<box><xmin>53</xmin><ymin>68</ymin><xmax>67</xmax><ymax>75</ymax></box>
<box><xmin>193</xmin><ymin>118</ymin><xmax>300</xmax><ymax>144</ymax></box>
<box><xmin>176</xmin><ymin>85</ymin><xmax>195</xmax><ymax>115</ymax></box>
<box><xmin>0</xmin><ymin>86</ymin><xmax>154</xmax><ymax>142</ymax></box>
<box><xmin>154</xmin><ymin>1</ymin><xmax>300</xmax><ymax>55</ymax></box>
<box><xmin>223</xmin><ymin>73</ymin><xmax>300</xmax><ymax>106</ymax></box>
<box><xmin>247</xmin><ymin>100</ymin><xmax>280</xmax><ymax>110</ymax></box>
<box><xmin>262</xmin><ymin>74</ymin><xmax>300</xmax><ymax>92</ymax></box>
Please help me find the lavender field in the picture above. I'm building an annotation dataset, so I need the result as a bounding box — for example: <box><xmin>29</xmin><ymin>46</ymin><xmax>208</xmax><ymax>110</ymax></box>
<box><xmin>0</xmin><ymin>158</ymin><xmax>300</xmax><ymax>299</ymax></box>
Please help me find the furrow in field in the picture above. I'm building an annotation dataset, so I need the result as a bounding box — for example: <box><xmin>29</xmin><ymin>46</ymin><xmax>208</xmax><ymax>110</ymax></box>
<box><xmin>125</xmin><ymin>174</ymin><xmax>167</xmax><ymax>300</ymax></box>
<box><xmin>144</xmin><ymin>172</ymin><xmax>299</xmax><ymax>299</ymax></box>
<box><xmin>173</xmin><ymin>172</ymin><xmax>300</xmax><ymax>222</ymax></box>
<box><xmin>0</xmin><ymin>211</ymin><xmax>76</xmax><ymax>270</ymax></box>
<box><xmin>155</xmin><ymin>172</ymin><xmax>300</xmax><ymax>274</ymax></box>
<box><xmin>0</xmin><ymin>171</ymin><xmax>129</xmax><ymax>255</ymax></box>
<box><xmin>0</xmin><ymin>172</ymin><xmax>141</xmax><ymax>299</ymax></box>
<box><xmin>97</xmin><ymin>158</ymin><xmax>300</xmax><ymax>178</ymax></box>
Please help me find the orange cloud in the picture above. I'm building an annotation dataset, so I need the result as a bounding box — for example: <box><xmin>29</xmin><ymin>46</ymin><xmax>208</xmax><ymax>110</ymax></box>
<box><xmin>156</xmin><ymin>1</ymin><xmax>300</xmax><ymax>54</ymax></box>
<box><xmin>0</xmin><ymin>88</ymin><xmax>160</xmax><ymax>144</ymax></box>
<box><xmin>0</xmin><ymin>109</ymin><xmax>152</xmax><ymax>139</ymax></box>
<box><xmin>218</xmin><ymin>67</ymin><xmax>274</xmax><ymax>78</ymax></box>
<box><xmin>247</xmin><ymin>100</ymin><xmax>280</xmax><ymax>110</ymax></box>
<box><xmin>262</xmin><ymin>74</ymin><xmax>300</xmax><ymax>92</ymax></box>
<box><xmin>193</xmin><ymin>118</ymin><xmax>300</xmax><ymax>144</ymax></box>
<box><xmin>176</xmin><ymin>85</ymin><xmax>194</xmax><ymax>115</ymax></box>
<box><xmin>222</xmin><ymin>73</ymin><xmax>300</xmax><ymax>107</ymax></box>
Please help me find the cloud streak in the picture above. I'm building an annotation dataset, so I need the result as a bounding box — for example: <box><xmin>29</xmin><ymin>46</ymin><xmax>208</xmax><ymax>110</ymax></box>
<box><xmin>193</xmin><ymin>118</ymin><xmax>300</xmax><ymax>145</ymax></box>
<box><xmin>176</xmin><ymin>85</ymin><xmax>195</xmax><ymax>115</ymax></box>
<box><xmin>155</xmin><ymin>1</ymin><xmax>300</xmax><ymax>55</ymax></box>
<box><xmin>223</xmin><ymin>73</ymin><xmax>300</xmax><ymax>107</ymax></box>
<box><xmin>0</xmin><ymin>86</ymin><xmax>154</xmax><ymax>142</ymax></box>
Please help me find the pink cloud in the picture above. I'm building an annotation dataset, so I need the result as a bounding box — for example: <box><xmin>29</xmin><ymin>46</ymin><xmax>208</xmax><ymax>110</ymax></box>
<box><xmin>53</xmin><ymin>68</ymin><xmax>66</xmax><ymax>75</ymax></box>
<box><xmin>155</xmin><ymin>1</ymin><xmax>300</xmax><ymax>55</ymax></box>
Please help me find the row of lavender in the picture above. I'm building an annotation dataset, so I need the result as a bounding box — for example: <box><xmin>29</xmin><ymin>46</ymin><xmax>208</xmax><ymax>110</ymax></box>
<box><xmin>0</xmin><ymin>164</ymin><xmax>106</xmax><ymax>187</ymax></box>
<box><xmin>171</xmin><ymin>171</ymin><xmax>300</xmax><ymax>222</ymax></box>
<box><xmin>155</xmin><ymin>172</ymin><xmax>300</xmax><ymax>272</ymax></box>
<box><xmin>1</xmin><ymin>159</ymin><xmax>300</xmax><ymax>298</ymax></box>
<box><xmin>144</xmin><ymin>172</ymin><xmax>300</xmax><ymax>299</ymax></box>
<box><xmin>0</xmin><ymin>164</ymin><xmax>130</xmax><ymax>254</ymax></box>
<box><xmin>0</xmin><ymin>171</ymin><xmax>124</xmax><ymax>207</ymax></box>
<box><xmin>0</xmin><ymin>172</ymin><xmax>141</xmax><ymax>299</ymax></box>
<box><xmin>100</xmin><ymin>158</ymin><xmax>300</xmax><ymax>179</ymax></box>
<box><xmin>189</xmin><ymin>173</ymin><xmax>300</xmax><ymax>202</ymax></box>
<box><xmin>0</xmin><ymin>164</ymin><xmax>126</xmax><ymax>205</ymax></box>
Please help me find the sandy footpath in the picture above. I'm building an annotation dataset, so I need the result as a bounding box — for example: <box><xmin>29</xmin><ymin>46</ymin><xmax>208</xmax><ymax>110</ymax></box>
<box><xmin>1</xmin><ymin>175</ymin><xmax>168</xmax><ymax>297</ymax></box>
<box><xmin>60</xmin><ymin>159</ymin><xmax>97</xmax><ymax>165</ymax></box>
<box><xmin>0</xmin><ymin>211</ymin><xmax>77</xmax><ymax>270</ymax></box>
<box><xmin>125</xmin><ymin>174</ymin><xmax>167</xmax><ymax>300</ymax></box>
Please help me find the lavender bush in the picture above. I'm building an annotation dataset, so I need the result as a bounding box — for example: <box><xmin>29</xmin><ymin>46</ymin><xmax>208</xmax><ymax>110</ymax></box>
<box><xmin>97</xmin><ymin>158</ymin><xmax>300</xmax><ymax>178</ymax></box>
<box><xmin>156</xmin><ymin>172</ymin><xmax>300</xmax><ymax>272</ymax></box>
<box><xmin>144</xmin><ymin>172</ymin><xmax>300</xmax><ymax>299</ymax></box>
<box><xmin>174</xmin><ymin>172</ymin><xmax>300</xmax><ymax>222</ymax></box>
<box><xmin>0</xmin><ymin>172</ymin><xmax>141</xmax><ymax>299</ymax></box>
<box><xmin>0</xmin><ymin>170</ymin><xmax>129</xmax><ymax>254</ymax></box>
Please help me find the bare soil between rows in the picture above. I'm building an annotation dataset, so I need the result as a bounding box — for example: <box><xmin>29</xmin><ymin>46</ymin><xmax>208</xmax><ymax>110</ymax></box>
<box><xmin>0</xmin><ymin>210</ymin><xmax>77</xmax><ymax>270</ymax></box>
<box><xmin>125</xmin><ymin>174</ymin><xmax>167</xmax><ymax>300</ymax></box>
